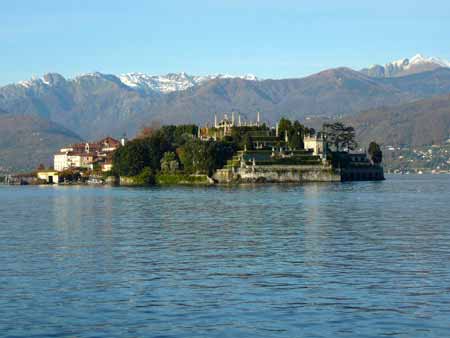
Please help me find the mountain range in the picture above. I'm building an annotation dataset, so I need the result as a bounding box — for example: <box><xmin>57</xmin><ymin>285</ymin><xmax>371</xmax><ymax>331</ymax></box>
<box><xmin>118</xmin><ymin>72</ymin><xmax>258</xmax><ymax>94</ymax></box>
<box><xmin>1</xmin><ymin>54</ymin><xmax>450</xmax><ymax>172</ymax></box>
<box><xmin>3</xmin><ymin>67</ymin><xmax>450</xmax><ymax>139</ymax></box>
<box><xmin>360</xmin><ymin>54</ymin><xmax>450</xmax><ymax>78</ymax></box>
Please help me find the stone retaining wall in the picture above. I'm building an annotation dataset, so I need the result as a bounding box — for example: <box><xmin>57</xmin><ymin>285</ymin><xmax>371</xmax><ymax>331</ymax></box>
<box><xmin>214</xmin><ymin>165</ymin><xmax>341</xmax><ymax>184</ymax></box>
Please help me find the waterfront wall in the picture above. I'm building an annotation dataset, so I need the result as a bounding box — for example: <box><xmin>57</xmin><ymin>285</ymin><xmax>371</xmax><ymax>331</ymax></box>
<box><xmin>119</xmin><ymin>174</ymin><xmax>214</xmax><ymax>186</ymax></box>
<box><xmin>214</xmin><ymin>165</ymin><xmax>341</xmax><ymax>184</ymax></box>
<box><xmin>213</xmin><ymin>164</ymin><xmax>385</xmax><ymax>184</ymax></box>
<box><xmin>155</xmin><ymin>174</ymin><xmax>214</xmax><ymax>185</ymax></box>
<box><xmin>341</xmin><ymin>165</ymin><xmax>385</xmax><ymax>181</ymax></box>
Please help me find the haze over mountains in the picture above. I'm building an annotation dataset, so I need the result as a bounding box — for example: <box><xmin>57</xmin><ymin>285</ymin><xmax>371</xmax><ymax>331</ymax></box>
<box><xmin>1</xmin><ymin>54</ymin><xmax>450</xmax><ymax>171</ymax></box>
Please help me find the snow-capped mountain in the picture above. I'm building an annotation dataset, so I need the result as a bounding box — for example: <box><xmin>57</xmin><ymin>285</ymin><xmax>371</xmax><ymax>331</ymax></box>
<box><xmin>386</xmin><ymin>54</ymin><xmax>450</xmax><ymax>69</ymax></box>
<box><xmin>18</xmin><ymin>73</ymin><xmax>66</xmax><ymax>88</ymax></box>
<box><xmin>4</xmin><ymin>64</ymin><xmax>450</xmax><ymax>172</ymax></box>
<box><xmin>15</xmin><ymin>71</ymin><xmax>259</xmax><ymax>94</ymax></box>
<box><xmin>361</xmin><ymin>54</ymin><xmax>450</xmax><ymax>78</ymax></box>
<box><xmin>119</xmin><ymin>72</ymin><xmax>258</xmax><ymax>93</ymax></box>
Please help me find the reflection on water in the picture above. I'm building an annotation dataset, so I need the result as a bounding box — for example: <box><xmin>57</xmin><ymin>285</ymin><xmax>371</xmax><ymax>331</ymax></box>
<box><xmin>1</xmin><ymin>176</ymin><xmax>450</xmax><ymax>337</ymax></box>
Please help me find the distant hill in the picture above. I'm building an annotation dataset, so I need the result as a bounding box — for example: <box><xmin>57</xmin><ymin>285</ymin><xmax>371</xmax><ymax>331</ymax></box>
<box><xmin>3</xmin><ymin>66</ymin><xmax>450</xmax><ymax>171</ymax></box>
<box><xmin>3</xmin><ymin>68</ymin><xmax>450</xmax><ymax>141</ymax></box>
<box><xmin>0</xmin><ymin>113</ymin><xmax>82</xmax><ymax>173</ymax></box>
<box><xmin>345</xmin><ymin>94</ymin><xmax>450</xmax><ymax>147</ymax></box>
<box><xmin>149</xmin><ymin>68</ymin><xmax>410</xmax><ymax>126</ymax></box>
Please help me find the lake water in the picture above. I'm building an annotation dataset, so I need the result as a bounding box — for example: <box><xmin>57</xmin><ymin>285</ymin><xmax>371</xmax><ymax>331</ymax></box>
<box><xmin>1</xmin><ymin>175</ymin><xmax>450</xmax><ymax>337</ymax></box>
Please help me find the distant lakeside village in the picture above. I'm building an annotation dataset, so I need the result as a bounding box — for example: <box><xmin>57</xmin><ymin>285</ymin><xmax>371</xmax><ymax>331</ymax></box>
<box><xmin>2</xmin><ymin>113</ymin><xmax>384</xmax><ymax>186</ymax></box>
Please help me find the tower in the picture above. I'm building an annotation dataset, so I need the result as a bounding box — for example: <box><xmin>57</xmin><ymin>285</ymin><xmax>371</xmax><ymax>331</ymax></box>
<box><xmin>257</xmin><ymin>111</ymin><xmax>260</xmax><ymax>126</ymax></box>
<box><xmin>214</xmin><ymin>113</ymin><xmax>218</xmax><ymax>128</ymax></box>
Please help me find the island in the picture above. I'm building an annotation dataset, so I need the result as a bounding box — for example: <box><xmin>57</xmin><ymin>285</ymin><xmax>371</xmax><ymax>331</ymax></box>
<box><xmin>5</xmin><ymin>113</ymin><xmax>384</xmax><ymax>186</ymax></box>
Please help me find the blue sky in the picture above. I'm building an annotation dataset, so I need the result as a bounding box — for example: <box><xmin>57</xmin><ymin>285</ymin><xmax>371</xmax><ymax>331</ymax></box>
<box><xmin>1</xmin><ymin>0</ymin><xmax>450</xmax><ymax>85</ymax></box>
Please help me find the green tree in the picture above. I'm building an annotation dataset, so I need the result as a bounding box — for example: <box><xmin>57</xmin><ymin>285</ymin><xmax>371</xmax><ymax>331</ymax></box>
<box><xmin>112</xmin><ymin>139</ymin><xmax>149</xmax><ymax>176</ymax></box>
<box><xmin>159</xmin><ymin>125</ymin><xmax>177</xmax><ymax>145</ymax></box>
<box><xmin>290</xmin><ymin>121</ymin><xmax>307</xmax><ymax>149</ymax></box>
<box><xmin>160</xmin><ymin>151</ymin><xmax>180</xmax><ymax>173</ymax></box>
<box><xmin>160</xmin><ymin>124</ymin><xmax>198</xmax><ymax>147</ymax></box>
<box><xmin>242</xmin><ymin>133</ymin><xmax>254</xmax><ymax>150</ymax></box>
<box><xmin>177</xmin><ymin>139</ymin><xmax>235</xmax><ymax>175</ymax></box>
<box><xmin>214</xmin><ymin>141</ymin><xmax>237</xmax><ymax>168</ymax></box>
<box><xmin>307</xmin><ymin>127</ymin><xmax>316</xmax><ymax>136</ymax></box>
<box><xmin>112</xmin><ymin>123</ymin><xmax>236</xmax><ymax>179</ymax></box>
<box><xmin>322</xmin><ymin>122</ymin><xmax>357</xmax><ymax>151</ymax></box>
<box><xmin>278</xmin><ymin>118</ymin><xmax>292</xmax><ymax>136</ymax></box>
<box><xmin>112</xmin><ymin>131</ymin><xmax>172</xmax><ymax>177</ymax></box>
<box><xmin>134</xmin><ymin>167</ymin><xmax>155</xmax><ymax>185</ymax></box>
<box><xmin>174</xmin><ymin>124</ymin><xmax>198</xmax><ymax>144</ymax></box>
<box><xmin>276</xmin><ymin>117</ymin><xmax>308</xmax><ymax>149</ymax></box>
<box><xmin>368</xmin><ymin>141</ymin><xmax>383</xmax><ymax>164</ymax></box>
<box><xmin>146</xmin><ymin>132</ymin><xmax>172</xmax><ymax>170</ymax></box>
<box><xmin>229</xmin><ymin>125</ymin><xmax>268</xmax><ymax>150</ymax></box>
<box><xmin>289</xmin><ymin>131</ymin><xmax>303</xmax><ymax>149</ymax></box>
<box><xmin>177</xmin><ymin>140</ymin><xmax>202</xmax><ymax>174</ymax></box>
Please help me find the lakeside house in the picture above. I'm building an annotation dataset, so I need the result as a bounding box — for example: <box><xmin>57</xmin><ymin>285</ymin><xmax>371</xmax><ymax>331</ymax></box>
<box><xmin>54</xmin><ymin>136</ymin><xmax>125</xmax><ymax>172</ymax></box>
<box><xmin>36</xmin><ymin>170</ymin><xmax>59</xmax><ymax>184</ymax></box>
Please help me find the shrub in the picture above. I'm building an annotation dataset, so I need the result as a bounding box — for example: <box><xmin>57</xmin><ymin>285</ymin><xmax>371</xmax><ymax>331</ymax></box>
<box><xmin>134</xmin><ymin>167</ymin><xmax>155</xmax><ymax>185</ymax></box>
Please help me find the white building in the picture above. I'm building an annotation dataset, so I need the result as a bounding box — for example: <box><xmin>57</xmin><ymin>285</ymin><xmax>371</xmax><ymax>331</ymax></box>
<box><xmin>37</xmin><ymin>170</ymin><xmax>59</xmax><ymax>184</ymax></box>
<box><xmin>53</xmin><ymin>137</ymin><xmax>122</xmax><ymax>172</ymax></box>
<box><xmin>304</xmin><ymin>134</ymin><xmax>326</xmax><ymax>157</ymax></box>
<box><xmin>54</xmin><ymin>151</ymin><xmax>95</xmax><ymax>171</ymax></box>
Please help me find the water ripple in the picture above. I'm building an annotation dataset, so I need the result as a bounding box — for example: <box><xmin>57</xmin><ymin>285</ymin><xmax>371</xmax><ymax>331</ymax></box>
<box><xmin>1</xmin><ymin>175</ymin><xmax>450</xmax><ymax>337</ymax></box>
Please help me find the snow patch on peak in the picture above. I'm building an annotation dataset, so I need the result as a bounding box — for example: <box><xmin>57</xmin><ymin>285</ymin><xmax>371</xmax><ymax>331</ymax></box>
<box><xmin>242</xmin><ymin>74</ymin><xmax>258</xmax><ymax>81</ymax></box>
<box><xmin>75</xmin><ymin>72</ymin><xmax>106</xmax><ymax>80</ymax></box>
<box><xmin>18</xmin><ymin>75</ymin><xmax>52</xmax><ymax>88</ymax></box>
<box><xmin>409</xmin><ymin>54</ymin><xmax>450</xmax><ymax>68</ymax></box>
<box><xmin>214</xmin><ymin>73</ymin><xmax>259</xmax><ymax>81</ymax></box>
<box><xmin>41</xmin><ymin>77</ymin><xmax>51</xmax><ymax>86</ymax></box>
<box><xmin>119</xmin><ymin>72</ymin><xmax>259</xmax><ymax>93</ymax></box>
<box><xmin>119</xmin><ymin>72</ymin><xmax>201</xmax><ymax>93</ymax></box>
<box><xmin>18</xmin><ymin>80</ymin><xmax>34</xmax><ymax>88</ymax></box>
<box><xmin>391</xmin><ymin>57</ymin><xmax>409</xmax><ymax>68</ymax></box>
<box><xmin>388</xmin><ymin>54</ymin><xmax>450</xmax><ymax>69</ymax></box>
<box><xmin>367</xmin><ymin>54</ymin><xmax>450</xmax><ymax>70</ymax></box>
<box><xmin>409</xmin><ymin>54</ymin><xmax>426</xmax><ymax>64</ymax></box>
<box><xmin>364</xmin><ymin>54</ymin><xmax>450</xmax><ymax>78</ymax></box>
<box><xmin>14</xmin><ymin>71</ymin><xmax>259</xmax><ymax>93</ymax></box>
